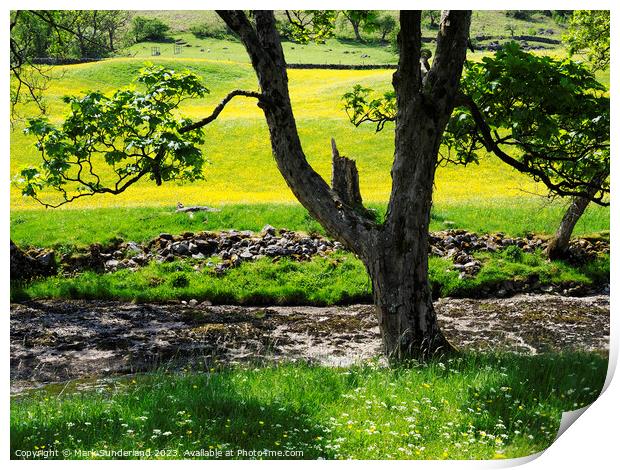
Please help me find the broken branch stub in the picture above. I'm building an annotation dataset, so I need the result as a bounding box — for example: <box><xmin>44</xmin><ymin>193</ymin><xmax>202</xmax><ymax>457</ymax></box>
<box><xmin>330</xmin><ymin>138</ymin><xmax>367</xmax><ymax>214</ymax></box>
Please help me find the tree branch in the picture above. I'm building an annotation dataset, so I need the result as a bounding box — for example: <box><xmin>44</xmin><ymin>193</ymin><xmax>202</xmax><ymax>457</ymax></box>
<box><xmin>179</xmin><ymin>90</ymin><xmax>266</xmax><ymax>133</ymax></box>
<box><xmin>456</xmin><ymin>93</ymin><xmax>609</xmax><ymax>205</ymax></box>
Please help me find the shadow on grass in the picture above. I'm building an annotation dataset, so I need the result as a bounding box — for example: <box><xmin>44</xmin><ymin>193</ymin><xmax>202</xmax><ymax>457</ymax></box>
<box><xmin>11</xmin><ymin>368</ymin><xmax>338</xmax><ymax>459</ymax></box>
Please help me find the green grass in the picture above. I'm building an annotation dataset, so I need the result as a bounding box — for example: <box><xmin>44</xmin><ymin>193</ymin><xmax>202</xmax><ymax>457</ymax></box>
<box><xmin>11</xmin><ymin>250</ymin><xmax>609</xmax><ymax>305</ymax></box>
<box><xmin>124</xmin><ymin>34</ymin><xmax>400</xmax><ymax>65</ymax></box>
<box><xmin>10</xmin><ymin>200</ymin><xmax>610</xmax><ymax>249</ymax></box>
<box><xmin>11</xmin><ymin>352</ymin><xmax>607</xmax><ymax>460</ymax></box>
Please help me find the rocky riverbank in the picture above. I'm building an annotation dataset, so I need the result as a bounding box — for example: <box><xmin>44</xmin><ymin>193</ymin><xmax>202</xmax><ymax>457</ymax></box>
<box><xmin>10</xmin><ymin>294</ymin><xmax>609</xmax><ymax>393</ymax></box>
<box><xmin>17</xmin><ymin>227</ymin><xmax>609</xmax><ymax>283</ymax></box>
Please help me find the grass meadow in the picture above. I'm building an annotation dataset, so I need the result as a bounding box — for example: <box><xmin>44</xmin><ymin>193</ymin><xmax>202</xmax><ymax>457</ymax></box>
<box><xmin>11</xmin><ymin>352</ymin><xmax>607</xmax><ymax>460</ymax></box>
<box><xmin>10</xmin><ymin>57</ymin><xmax>609</xmax><ymax>244</ymax></box>
<box><xmin>11</xmin><ymin>58</ymin><xmax>548</xmax><ymax>209</ymax></box>
<box><xmin>11</xmin><ymin>249</ymin><xmax>609</xmax><ymax>305</ymax></box>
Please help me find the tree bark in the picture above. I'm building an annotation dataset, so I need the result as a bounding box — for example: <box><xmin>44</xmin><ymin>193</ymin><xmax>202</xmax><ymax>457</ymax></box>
<box><xmin>217</xmin><ymin>10</ymin><xmax>471</xmax><ymax>360</ymax></box>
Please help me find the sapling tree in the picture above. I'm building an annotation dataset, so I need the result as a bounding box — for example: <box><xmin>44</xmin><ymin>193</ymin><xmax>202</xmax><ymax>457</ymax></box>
<box><xmin>16</xmin><ymin>65</ymin><xmax>208</xmax><ymax>207</ymax></box>
<box><xmin>343</xmin><ymin>43</ymin><xmax>609</xmax><ymax>259</ymax></box>
<box><xmin>341</xmin><ymin>10</ymin><xmax>379</xmax><ymax>42</ymax></box>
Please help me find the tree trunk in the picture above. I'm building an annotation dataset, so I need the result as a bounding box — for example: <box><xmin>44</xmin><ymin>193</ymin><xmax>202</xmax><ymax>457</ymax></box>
<box><xmin>546</xmin><ymin>175</ymin><xmax>603</xmax><ymax>260</ymax></box>
<box><xmin>351</xmin><ymin>22</ymin><xmax>362</xmax><ymax>42</ymax></box>
<box><xmin>546</xmin><ymin>195</ymin><xmax>591</xmax><ymax>260</ymax></box>
<box><xmin>217</xmin><ymin>10</ymin><xmax>471</xmax><ymax>361</ymax></box>
<box><xmin>367</xmin><ymin>224</ymin><xmax>453</xmax><ymax>360</ymax></box>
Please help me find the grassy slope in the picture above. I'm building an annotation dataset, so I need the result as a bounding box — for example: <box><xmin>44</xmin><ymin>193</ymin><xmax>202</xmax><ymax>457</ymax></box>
<box><xmin>134</xmin><ymin>10</ymin><xmax>566</xmax><ymax>41</ymax></box>
<box><xmin>11</xmin><ymin>352</ymin><xmax>607</xmax><ymax>460</ymax></box>
<box><xmin>12</xmin><ymin>58</ymin><xmax>554</xmax><ymax>209</ymax></box>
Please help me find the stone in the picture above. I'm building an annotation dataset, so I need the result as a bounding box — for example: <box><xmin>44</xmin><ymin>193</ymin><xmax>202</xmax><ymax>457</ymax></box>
<box><xmin>36</xmin><ymin>251</ymin><xmax>55</xmax><ymax>268</ymax></box>
<box><xmin>261</xmin><ymin>224</ymin><xmax>276</xmax><ymax>236</ymax></box>
<box><xmin>172</xmin><ymin>241</ymin><xmax>190</xmax><ymax>256</ymax></box>
<box><xmin>125</xmin><ymin>242</ymin><xmax>142</xmax><ymax>254</ymax></box>
<box><xmin>105</xmin><ymin>259</ymin><xmax>120</xmax><ymax>270</ymax></box>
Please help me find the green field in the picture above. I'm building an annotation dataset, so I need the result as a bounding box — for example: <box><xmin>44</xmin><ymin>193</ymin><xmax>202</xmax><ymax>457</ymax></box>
<box><xmin>11</xmin><ymin>57</ymin><xmax>554</xmax><ymax>209</ymax></box>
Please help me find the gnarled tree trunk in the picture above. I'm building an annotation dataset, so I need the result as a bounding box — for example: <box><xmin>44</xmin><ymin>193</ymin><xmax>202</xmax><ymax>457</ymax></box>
<box><xmin>217</xmin><ymin>10</ymin><xmax>471</xmax><ymax>360</ymax></box>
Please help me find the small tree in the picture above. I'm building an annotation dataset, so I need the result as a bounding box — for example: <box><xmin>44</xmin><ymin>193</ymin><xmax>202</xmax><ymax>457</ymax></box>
<box><xmin>100</xmin><ymin>11</ymin><xmax>131</xmax><ymax>52</ymax></box>
<box><xmin>376</xmin><ymin>14</ymin><xmax>397</xmax><ymax>42</ymax></box>
<box><xmin>505</xmin><ymin>23</ymin><xmax>516</xmax><ymax>37</ymax></box>
<box><xmin>343</xmin><ymin>43</ymin><xmax>610</xmax><ymax>260</ymax></box>
<box><xmin>131</xmin><ymin>16</ymin><xmax>170</xmax><ymax>42</ymax></box>
<box><xmin>450</xmin><ymin>44</ymin><xmax>609</xmax><ymax>259</ymax></box>
<box><xmin>422</xmin><ymin>11</ymin><xmax>441</xmax><ymax>29</ymax></box>
<box><xmin>341</xmin><ymin>10</ymin><xmax>379</xmax><ymax>42</ymax></box>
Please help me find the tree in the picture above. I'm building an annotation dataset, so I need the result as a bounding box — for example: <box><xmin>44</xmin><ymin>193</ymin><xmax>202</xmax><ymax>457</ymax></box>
<box><xmin>341</xmin><ymin>10</ymin><xmax>379</xmax><ymax>42</ymax></box>
<box><xmin>422</xmin><ymin>10</ymin><xmax>441</xmax><ymax>29</ymax></box>
<box><xmin>19</xmin><ymin>10</ymin><xmax>473</xmax><ymax>361</ymax></box>
<box><xmin>343</xmin><ymin>43</ymin><xmax>609</xmax><ymax>260</ymax></box>
<box><xmin>375</xmin><ymin>14</ymin><xmax>397</xmax><ymax>42</ymax></box>
<box><xmin>564</xmin><ymin>10</ymin><xmax>610</xmax><ymax>71</ymax></box>
<box><xmin>197</xmin><ymin>10</ymin><xmax>473</xmax><ymax>360</ymax></box>
<box><xmin>99</xmin><ymin>11</ymin><xmax>131</xmax><ymax>52</ymax></box>
<box><xmin>280</xmin><ymin>10</ymin><xmax>338</xmax><ymax>44</ymax></box>
<box><xmin>447</xmin><ymin>44</ymin><xmax>609</xmax><ymax>260</ymax></box>
<box><xmin>131</xmin><ymin>16</ymin><xmax>170</xmax><ymax>42</ymax></box>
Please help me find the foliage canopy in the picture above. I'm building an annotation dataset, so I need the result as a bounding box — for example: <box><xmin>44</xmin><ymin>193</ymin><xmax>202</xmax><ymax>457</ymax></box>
<box><xmin>16</xmin><ymin>65</ymin><xmax>207</xmax><ymax>207</ymax></box>
<box><xmin>343</xmin><ymin>43</ymin><xmax>610</xmax><ymax>204</ymax></box>
<box><xmin>564</xmin><ymin>10</ymin><xmax>610</xmax><ymax>71</ymax></box>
